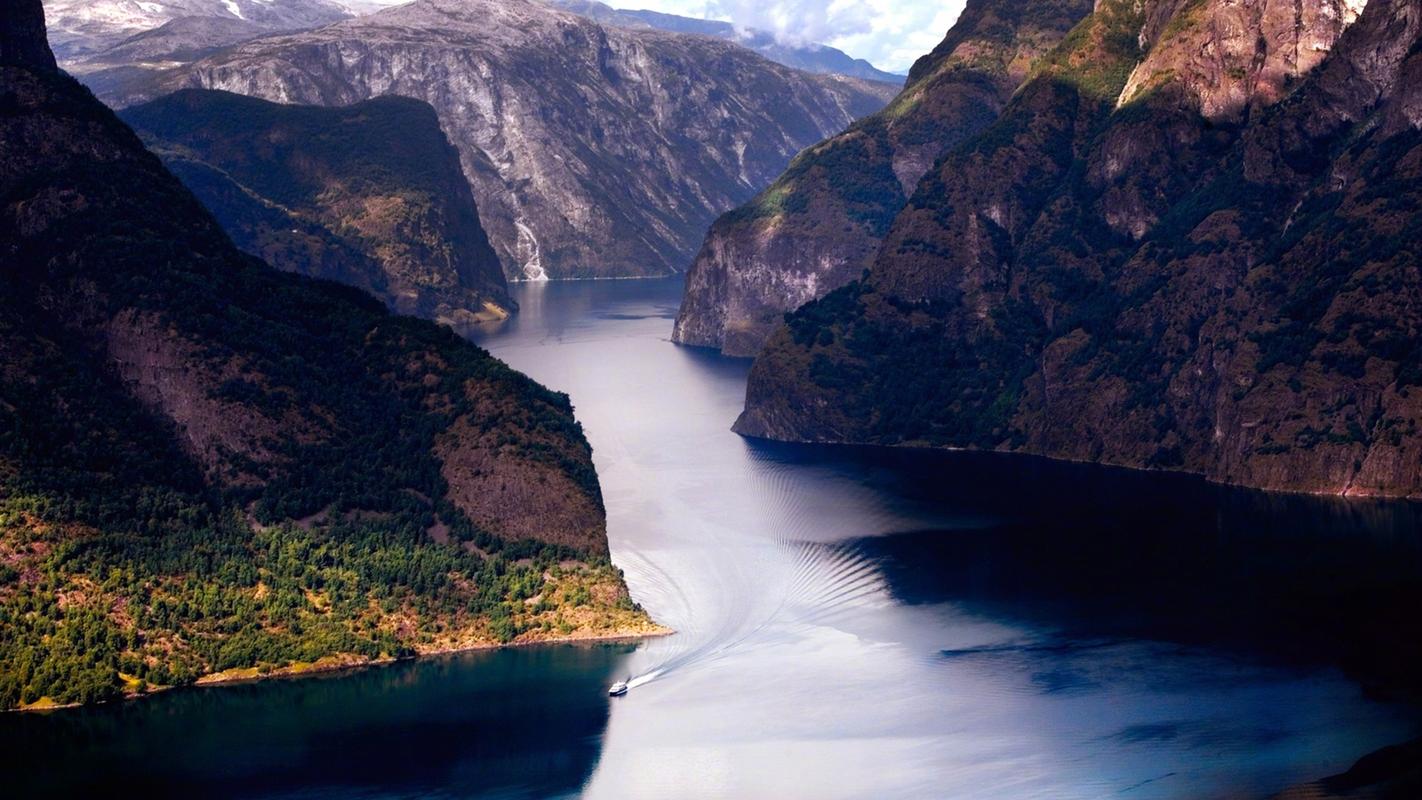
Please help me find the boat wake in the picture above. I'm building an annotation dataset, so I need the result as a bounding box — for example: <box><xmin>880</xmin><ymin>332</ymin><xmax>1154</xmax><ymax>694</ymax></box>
<box><xmin>623</xmin><ymin>539</ymin><xmax>887</xmax><ymax>687</ymax></box>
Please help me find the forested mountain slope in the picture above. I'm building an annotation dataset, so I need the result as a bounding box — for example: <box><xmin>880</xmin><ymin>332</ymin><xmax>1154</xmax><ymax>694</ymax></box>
<box><xmin>0</xmin><ymin>0</ymin><xmax>655</xmax><ymax>710</ymax></box>
<box><xmin>738</xmin><ymin>0</ymin><xmax>1422</xmax><ymax>499</ymax></box>
<box><xmin>123</xmin><ymin>89</ymin><xmax>512</xmax><ymax>325</ymax></box>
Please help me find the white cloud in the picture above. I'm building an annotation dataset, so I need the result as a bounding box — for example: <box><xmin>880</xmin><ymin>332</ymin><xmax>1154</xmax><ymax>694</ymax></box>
<box><xmin>627</xmin><ymin>0</ymin><xmax>968</xmax><ymax>73</ymax></box>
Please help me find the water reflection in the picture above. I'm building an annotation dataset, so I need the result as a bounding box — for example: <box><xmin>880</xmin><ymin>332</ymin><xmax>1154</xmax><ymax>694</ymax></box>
<box><xmin>803</xmin><ymin>445</ymin><xmax>1422</xmax><ymax>701</ymax></box>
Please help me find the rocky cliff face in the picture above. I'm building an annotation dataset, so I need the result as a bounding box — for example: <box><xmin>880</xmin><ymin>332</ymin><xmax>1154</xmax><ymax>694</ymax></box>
<box><xmin>122</xmin><ymin>89</ymin><xmax>512</xmax><ymax>325</ymax></box>
<box><xmin>738</xmin><ymin>0</ymin><xmax>1422</xmax><ymax>499</ymax></box>
<box><xmin>1117</xmin><ymin>0</ymin><xmax>1367</xmax><ymax>120</ymax></box>
<box><xmin>139</xmin><ymin>0</ymin><xmax>898</xmax><ymax>281</ymax></box>
<box><xmin>41</xmin><ymin>0</ymin><xmax>352</xmax><ymax>61</ymax></box>
<box><xmin>2</xmin><ymin>0</ymin><xmax>653</xmax><ymax>707</ymax></box>
<box><xmin>672</xmin><ymin>0</ymin><xmax>1093</xmax><ymax>356</ymax></box>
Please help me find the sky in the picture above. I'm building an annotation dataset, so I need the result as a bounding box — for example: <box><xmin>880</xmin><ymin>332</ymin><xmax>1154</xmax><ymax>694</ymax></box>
<box><xmin>359</xmin><ymin>0</ymin><xmax>968</xmax><ymax>74</ymax></box>
<box><xmin>626</xmin><ymin>0</ymin><xmax>968</xmax><ymax>73</ymax></box>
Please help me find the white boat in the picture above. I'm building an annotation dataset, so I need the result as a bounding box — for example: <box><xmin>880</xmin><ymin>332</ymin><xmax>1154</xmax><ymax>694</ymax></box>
<box><xmin>608</xmin><ymin>681</ymin><xmax>629</xmax><ymax>697</ymax></box>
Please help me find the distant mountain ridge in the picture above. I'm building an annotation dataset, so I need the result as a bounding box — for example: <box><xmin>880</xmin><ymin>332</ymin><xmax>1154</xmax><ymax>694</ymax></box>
<box><xmin>547</xmin><ymin>0</ymin><xmax>905</xmax><ymax>84</ymax></box>
<box><xmin>91</xmin><ymin>16</ymin><xmax>275</xmax><ymax>64</ymax></box>
<box><xmin>143</xmin><ymin>0</ymin><xmax>899</xmax><ymax>280</ymax></box>
<box><xmin>41</xmin><ymin>0</ymin><xmax>352</xmax><ymax>61</ymax></box>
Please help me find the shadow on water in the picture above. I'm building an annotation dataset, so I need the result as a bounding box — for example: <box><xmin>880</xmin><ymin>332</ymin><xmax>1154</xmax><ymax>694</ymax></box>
<box><xmin>755</xmin><ymin>443</ymin><xmax>1422</xmax><ymax>703</ymax></box>
<box><xmin>0</xmin><ymin>643</ymin><xmax>637</xmax><ymax>799</ymax></box>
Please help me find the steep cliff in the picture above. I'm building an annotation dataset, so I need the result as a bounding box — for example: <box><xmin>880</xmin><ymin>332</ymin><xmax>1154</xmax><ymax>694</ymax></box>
<box><xmin>738</xmin><ymin>0</ymin><xmax>1422</xmax><ymax>499</ymax></box>
<box><xmin>673</xmin><ymin>0</ymin><xmax>1093</xmax><ymax>356</ymax></box>
<box><xmin>122</xmin><ymin>89</ymin><xmax>512</xmax><ymax>325</ymax></box>
<box><xmin>138</xmin><ymin>0</ymin><xmax>898</xmax><ymax>280</ymax></box>
<box><xmin>0</xmin><ymin>1</ymin><xmax>655</xmax><ymax>710</ymax></box>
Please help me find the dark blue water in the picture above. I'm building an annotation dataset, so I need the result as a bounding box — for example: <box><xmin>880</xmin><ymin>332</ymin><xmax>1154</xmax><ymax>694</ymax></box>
<box><xmin>3</xmin><ymin>645</ymin><xmax>632</xmax><ymax>798</ymax></box>
<box><xmin>3</xmin><ymin>277</ymin><xmax>1419</xmax><ymax>799</ymax></box>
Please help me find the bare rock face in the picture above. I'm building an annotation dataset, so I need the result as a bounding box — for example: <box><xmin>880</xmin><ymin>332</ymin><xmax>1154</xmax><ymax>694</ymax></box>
<box><xmin>102</xmin><ymin>308</ymin><xmax>308</xmax><ymax>487</ymax></box>
<box><xmin>1118</xmin><ymin>0</ymin><xmax>1368</xmax><ymax>120</ymax></box>
<box><xmin>672</xmin><ymin>0</ymin><xmax>1094</xmax><ymax>357</ymax></box>
<box><xmin>141</xmin><ymin>0</ymin><xmax>898</xmax><ymax>281</ymax></box>
<box><xmin>437</xmin><ymin>414</ymin><xmax>605</xmax><ymax>551</ymax></box>
<box><xmin>121</xmin><ymin>89</ymin><xmax>512</xmax><ymax>326</ymax></box>
<box><xmin>738</xmin><ymin>0</ymin><xmax>1422</xmax><ymax>500</ymax></box>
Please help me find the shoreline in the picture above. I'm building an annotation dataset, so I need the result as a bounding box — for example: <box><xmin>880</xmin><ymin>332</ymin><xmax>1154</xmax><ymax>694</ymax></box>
<box><xmin>508</xmin><ymin>273</ymin><xmax>681</xmax><ymax>284</ymax></box>
<box><xmin>13</xmin><ymin>625</ymin><xmax>674</xmax><ymax>713</ymax></box>
<box><xmin>732</xmin><ymin>428</ymin><xmax>1422</xmax><ymax>506</ymax></box>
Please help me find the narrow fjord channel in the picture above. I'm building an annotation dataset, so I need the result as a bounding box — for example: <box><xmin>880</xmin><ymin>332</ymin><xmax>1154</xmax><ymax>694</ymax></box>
<box><xmin>4</xmin><ymin>277</ymin><xmax>1419</xmax><ymax>799</ymax></box>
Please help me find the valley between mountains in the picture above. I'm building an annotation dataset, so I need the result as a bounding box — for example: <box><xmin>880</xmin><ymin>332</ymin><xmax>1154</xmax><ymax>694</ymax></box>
<box><xmin>3</xmin><ymin>0</ymin><xmax>1422</xmax><ymax>796</ymax></box>
<box><xmin>131</xmin><ymin>0</ymin><xmax>898</xmax><ymax>280</ymax></box>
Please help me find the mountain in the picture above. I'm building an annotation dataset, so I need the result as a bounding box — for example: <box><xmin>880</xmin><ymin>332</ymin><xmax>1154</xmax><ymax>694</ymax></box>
<box><xmin>736</xmin><ymin>0</ymin><xmax>1422</xmax><ymax>500</ymax></box>
<box><xmin>548</xmin><ymin>0</ymin><xmax>905</xmax><ymax>84</ymax></box>
<box><xmin>41</xmin><ymin>0</ymin><xmax>352</xmax><ymax>61</ymax></box>
<box><xmin>122</xmin><ymin>89</ymin><xmax>512</xmax><ymax>325</ymax></box>
<box><xmin>136</xmin><ymin>0</ymin><xmax>899</xmax><ymax>281</ymax></box>
<box><xmin>0</xmin><ymin>0</ymin><xmax>656</xmax><ymax>710</ymax></box>
<box><xmin>674</xmin><ymin>0</ymin><xmax>1094</xmax><ymax>356</ymax></box>
<box><xmin>87</xmin><ymin>16</ymin><xmax>274</xmax><ymax>65</ymax></box>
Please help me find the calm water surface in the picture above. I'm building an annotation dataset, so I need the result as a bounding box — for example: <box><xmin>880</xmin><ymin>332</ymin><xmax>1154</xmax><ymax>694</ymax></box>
<box><xmin>4</xmin><ymin>277</ymin><xmax>1419</xmax><ymax>799</ymax></box>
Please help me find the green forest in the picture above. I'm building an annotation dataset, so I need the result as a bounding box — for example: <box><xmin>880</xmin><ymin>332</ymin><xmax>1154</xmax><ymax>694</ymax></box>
<box><xmin>0</xmin><ymin>488</ymin><xmax>639</xmax><ymax>709</ymax></box>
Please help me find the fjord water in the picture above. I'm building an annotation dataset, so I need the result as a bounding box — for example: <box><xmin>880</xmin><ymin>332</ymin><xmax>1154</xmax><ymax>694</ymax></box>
<box><xmin>4</xmin><ymin>278</ymin><xmax>1419</xmax><ymax>798</ymax></box>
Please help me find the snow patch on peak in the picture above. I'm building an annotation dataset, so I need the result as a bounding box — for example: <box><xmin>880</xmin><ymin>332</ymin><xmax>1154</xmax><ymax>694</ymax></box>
<box><xmin>43</xmin><ymin>0</ymin><xmax>353</xmax><ymax>61</ymax></box>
